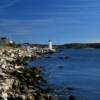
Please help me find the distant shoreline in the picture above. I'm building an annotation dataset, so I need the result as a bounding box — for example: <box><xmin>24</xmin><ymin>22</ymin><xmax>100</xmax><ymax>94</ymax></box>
<box><xmin>0</xmin><ymin>37</ymin><xmax>100</xmax><ymax>49</ymax></box>
<box><xmin>57</xmin><ymin>43</ymin><xmax>100</xmax><ymax>49</ymax></box>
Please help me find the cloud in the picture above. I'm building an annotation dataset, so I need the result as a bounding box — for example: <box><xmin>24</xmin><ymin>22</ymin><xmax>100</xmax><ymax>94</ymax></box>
<box><xmin>90</xmin><ymin>40</ymin><xmax>100</xmax><ymax>43</ymax></box>
<box><xmin>0</xmin><ymin>19</ymin><xmax>32</xmax><ymax>35</ymax></box>
<box><xmin>0</xmin><ymin>18</ymin><xmax>52</xmax><ymax>36</ymax></box>
<box><xmin>0</xmin><ymin>0</ymin><xmax>21</xmax><ymax>9</ymax></box>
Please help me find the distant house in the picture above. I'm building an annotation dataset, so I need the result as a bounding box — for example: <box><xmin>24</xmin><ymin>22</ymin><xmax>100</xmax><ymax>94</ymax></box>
<box><xmin>21</xmin><ymin>43</ymin><xmax>30</xmax><ymax>50</ymax></box>
<box><xmin>0</xmin><ymin>37</ymin><xmax>9</xmax><ymax>46</ymax></box>
<box><xmin>0</xmin><ymin>37</ymin><xmax>14</xmax><ymax>47</ymax></box>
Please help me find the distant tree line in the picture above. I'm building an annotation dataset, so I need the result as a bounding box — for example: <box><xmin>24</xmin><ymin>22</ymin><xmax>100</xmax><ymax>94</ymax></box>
<box><xmin>58</xmin><ymin>43</ymin><xmax>100</xmax><ymax>49</ymax></box>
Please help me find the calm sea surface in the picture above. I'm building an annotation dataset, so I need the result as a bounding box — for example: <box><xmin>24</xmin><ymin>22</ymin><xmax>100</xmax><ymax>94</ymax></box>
<box><xmin>29</xmin><ymin>49</ymin><xmax>100</xmax><ymax>100</ymax></box>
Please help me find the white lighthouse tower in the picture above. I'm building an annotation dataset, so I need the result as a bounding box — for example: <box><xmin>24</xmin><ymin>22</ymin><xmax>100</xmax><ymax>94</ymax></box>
<box><xmin>49</xmin><ymin>40</ymin><xmax>53</xmax><ymax>50</ymax></box>
<box><xmin>48</xmin><ymin>40</ymin><xmax>56</xmax><ymax>52</ymax></box>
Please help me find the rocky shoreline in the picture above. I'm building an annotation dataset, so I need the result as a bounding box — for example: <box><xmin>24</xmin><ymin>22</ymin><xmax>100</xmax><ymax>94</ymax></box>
<box><xmin>0</xmin><ymin>47</ymin><xmax>57</xmax><ymax>100</ymax></box>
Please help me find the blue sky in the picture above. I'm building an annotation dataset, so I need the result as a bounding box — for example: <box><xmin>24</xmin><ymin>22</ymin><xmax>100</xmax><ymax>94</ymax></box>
<box><xmin>0</xmin><ymin>0</ymin><xmax>100</xmax><ymax>44</ymax></box>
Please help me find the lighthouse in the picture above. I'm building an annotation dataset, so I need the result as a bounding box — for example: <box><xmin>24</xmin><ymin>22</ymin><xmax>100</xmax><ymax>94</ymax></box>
<box><xmin>49</xmin><ymin>40</ymin><xmax>56</xmax><ymax>53</ymax></box>
<box><xmin>49</xmin><ymin>40</ymin><xmax>53</xmax><ymax>50</ymax></box>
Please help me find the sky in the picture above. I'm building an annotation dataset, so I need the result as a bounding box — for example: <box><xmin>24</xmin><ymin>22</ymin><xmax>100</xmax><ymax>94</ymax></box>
<box><xmin>0</xmin><ymin>0</ymin><xmax>100</xmax><ymax>44</ymax></box>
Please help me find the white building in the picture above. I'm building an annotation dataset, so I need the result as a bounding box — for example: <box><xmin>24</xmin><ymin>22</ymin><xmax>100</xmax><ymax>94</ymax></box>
<box><xmin>48</xmin><ymin>40</ymin><xmax>56</xmax><ymax>52</ymax></box>
<box><xmin>49</xmin><ymin>40</ymin><xmax>53</xmax><ymax>50</ymax></box>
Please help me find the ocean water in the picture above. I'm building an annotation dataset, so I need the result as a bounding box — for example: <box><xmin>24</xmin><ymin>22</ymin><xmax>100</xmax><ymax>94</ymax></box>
<box><xmin>29</xmin><ymin>49</ymin><xmax>100</xmax><ymax>100</ymax></box>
